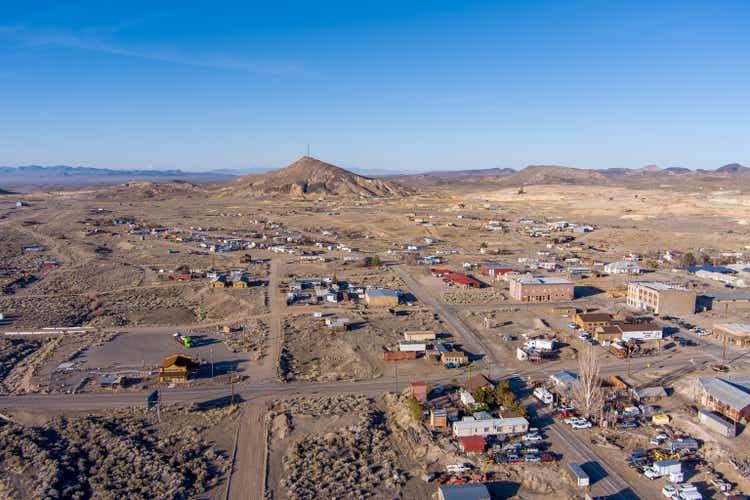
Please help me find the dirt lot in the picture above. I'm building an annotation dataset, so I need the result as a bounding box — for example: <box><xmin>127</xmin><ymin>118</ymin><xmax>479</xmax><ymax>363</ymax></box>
<box><xmin>0</xmin><ymin>403</ymin><xmax>236</xmax><ymax>499</ymax></box>
<box><xmin>279</xmin><ymin>308</ymin><xmax>447</xmax><ymax>382</ymax></box>
<box><xmin>266</xmin><ymin>395</ymin><xmax>413</xmax><ymax>500</ymax></box>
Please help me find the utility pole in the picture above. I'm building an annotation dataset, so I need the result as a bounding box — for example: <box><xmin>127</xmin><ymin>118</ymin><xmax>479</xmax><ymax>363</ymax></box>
<box><xmin>210</xmin><ymin>347</ymin><xmax>214</xmax><ymax>378</ymax></box>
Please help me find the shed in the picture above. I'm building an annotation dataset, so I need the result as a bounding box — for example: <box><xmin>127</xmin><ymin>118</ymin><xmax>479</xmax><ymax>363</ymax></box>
<box><xmin>698</xmin><ymin>409</ymin><xmax>736</xmax><ymax>438</ymax></box>
<box><xmin>567</xmin><ymin>463</ymin><xmax>590</xmax><ymax>487</ymax></box>
<box><xmin>632</xmin><ymin>386</ymin><xmax>668</xmax><ymax>401</ymax></box>
<box><xmin>463</xmin><ymin>373</ymin><xmax>494</xmax><ymax>393</ymax></box>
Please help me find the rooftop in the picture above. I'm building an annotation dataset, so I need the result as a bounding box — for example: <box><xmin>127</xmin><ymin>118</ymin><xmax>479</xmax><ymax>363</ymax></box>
<box><xmin>630</xmin><ymin>281</ymin><xmax>688</xmax><ymax>292</ymax></box>
<box><xmin>516</xmin><ymin>276</ymin><xmax>572</xmax><ymax>285</ymax></box>
<box><xmin>365</xmin><ymin>288</ymin><xmax>399</xmax><ymax>297</ymax></box>
<box><xmin>697</xmin><ymin>375</ymin><xmax>750</xmax><ymax>411</ymax></box>
<box><xmin>438</xmin><ymin>483</ymin><xmax>491</xmax><ymax>500</ymax></box>
<box><xmin>715</xmin><ymin>323</ymin><xmax>750</xmax><ymax>337</ymax></box>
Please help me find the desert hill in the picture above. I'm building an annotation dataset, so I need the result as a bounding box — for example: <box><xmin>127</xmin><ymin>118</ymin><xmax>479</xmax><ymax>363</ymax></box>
<box><xmin>91</xmin><ymin>180</ymin><xmax>204</xmax><ymax>200</ymax></box>
<box><xmin>392</xmin><ymin>162</ymin><xmax>750</xmax><ymax>189</ymax></box>
<box><xmin>226</xmin><ymin>156</ymin><xmax>410</xmax><ymax>197</ymax></box>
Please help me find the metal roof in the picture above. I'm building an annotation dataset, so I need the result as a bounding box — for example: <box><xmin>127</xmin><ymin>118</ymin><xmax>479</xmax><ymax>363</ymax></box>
<box><xmin>697</xmin><ymin>376</ymin><xmax>750</xmax><ymax>411</ymax></box>
<box><xmin>438</xmin><ymin>483</ymin><xmax>491</xmax><ymax>500</ymax></box>
<box><xmin>516</xmin><ymin>276</ymin><xmax>572</xmax><ymax>285</ymax></box>
<box><xmin>365</xmin><ymin>288</ymin><xmax>399</xmax><ymax>297</ymax></box>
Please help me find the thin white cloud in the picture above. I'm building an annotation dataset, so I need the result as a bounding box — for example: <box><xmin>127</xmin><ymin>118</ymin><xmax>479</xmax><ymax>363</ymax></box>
<box><xmin>0</xmin><ymin>24</ymin><xmax>305</xmax><ymax>76</ymax></box>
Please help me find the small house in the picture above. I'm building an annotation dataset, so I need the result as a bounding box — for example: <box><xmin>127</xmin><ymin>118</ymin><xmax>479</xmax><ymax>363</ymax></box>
<box><xmin>430</xmin><ymin>409</ymin><xmax>449</xmax><ymax>429</ymax></box>
<box><xmin>159</xmin><ymin>354</ymin><xmax>199</xmax><ymax>383</ymax></box>
<box><xmin>210</xmin><ymin>275</ymin><xmax>229</xmax><ymax>288</ymax></box>
<box><xmin>458</xmin><ymin>435</ymin><xmax>486</xmax><ymax>454</ymax></box>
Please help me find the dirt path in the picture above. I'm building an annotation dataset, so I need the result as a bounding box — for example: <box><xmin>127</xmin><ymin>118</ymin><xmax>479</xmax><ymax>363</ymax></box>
<box><xmin>227</xmin><ymin>402</ymin><xmax>268</xmax><ymax>500</ymax></box>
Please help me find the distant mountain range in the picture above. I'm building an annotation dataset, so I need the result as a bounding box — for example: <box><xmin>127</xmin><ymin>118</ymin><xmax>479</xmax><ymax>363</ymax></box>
<box><xmin>1</xmin><ymin>161</ymin><xmax>748</xmax><ymax>192</ymax></box>
<box><xmin>391</xmin><ymin>162</ymin><xmax>750</xmax><ymax>188</ymax></box>
<box><xmin>0</xmin><ymin>165</ymin><xmax>241</xmax><ymax>187</ymax></box>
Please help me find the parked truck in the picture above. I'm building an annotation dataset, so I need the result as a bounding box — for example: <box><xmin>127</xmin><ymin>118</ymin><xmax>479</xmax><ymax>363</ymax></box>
<box><xmin>173</xmin><ymin>332</ymin><xmax>193</xmax><ymax>348</ymax></box>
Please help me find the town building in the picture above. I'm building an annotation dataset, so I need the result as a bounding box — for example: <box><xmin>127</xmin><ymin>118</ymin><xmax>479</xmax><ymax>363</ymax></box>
<box><xmin>399</xmin><ymin>340</ymin><xmax>427</xmax><ymax>352</ymax></box>
<box><xmin>457</xmin><ymin>435</ymin><xmax>486</xmax><ymax>454</ymax></box>
<box><xmin>604</xmin><ymin>260</ymin><xmax>641</xmax><ymax>275</ymax></box>
<box><xmin>627</xmin><ymin>281</ymin><xmax>696</xmax><ymax>316</ymax></box>
<box><xmin>403</xmin><ymin>330</ymin><xmax>436</xmax><ymax>342</ymax></box>
<box><xmin>695</xmin><ymin>375</ymin><xmax>750</xmax><ymax>423</ymax></box>
<box><xmin>713</xmin><ymin>323</ymin><xmax>750</xmax><ymax>347</ymax></box>
<box><xmin>430</xmin><ymin>409</ymin><xmax>449</xmax><ymax>429</ymax></box>
<box><xmin>452</xmin><ymin>415</ymin><xmax>529</xmax><ymax>437</ymax></box>
<box><xmin>159</xmin><ymin>354</ymin><xmax>198</xmax><ymax>383</ymax></box>
<box><xmin>574</xmin><ymin>312</ymin><xmax>613</xmax><ymax>333</ymax></box>
<box><xmin>463</xmin><ymin>373</ymin><xmax>493</xmax><ymax>394</ymax></box>
<box><xmin>364</xmin><ymin>288</ymin><xmax>399</xmax><ymax>307</ymax></box>
<box><xmin>508</xmin><ymin>276</ymin><xmax>575</xmax><ymax>302</ymax></box>
<box><xmin>480</xmin><ymin>263</ymin><xmax>514</xmax><ymax>279</ymax></box>
<box><xmin>550</xmin><ymin>370</ymin><xmax>578</xmax><ymax>391</ymax></box>
<box><xmin>437</xmin><ymin>344</ymin><xmax>469</xmax><ymax>367</ymax></box>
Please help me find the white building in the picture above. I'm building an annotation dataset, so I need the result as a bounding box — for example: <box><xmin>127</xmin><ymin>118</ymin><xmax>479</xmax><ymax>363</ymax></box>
<box><xmin>452</xmin><ymin>415</ymin><xmax>529</xmax><ymax>437</ymax></box>
<box><xmin>604</xmin><ymin>260</ymin><xmax>642</xmax><ymax>275</ymax></box>
<box><xmin>399</xmin><ymin>340</ymin><xmax>427</xmax><ymax>352</ymax></box>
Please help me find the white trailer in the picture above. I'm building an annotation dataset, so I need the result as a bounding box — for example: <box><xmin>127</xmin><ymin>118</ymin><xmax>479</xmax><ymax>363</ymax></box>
<box><xmin>533</xmin><ymin>387</ymin><xmax>554</xmax><ymax>405</ymax></box>
<box><xmin>567</xmin><ymin>463</ymin><xmax>589</xmax><ymax>487</ymax></box>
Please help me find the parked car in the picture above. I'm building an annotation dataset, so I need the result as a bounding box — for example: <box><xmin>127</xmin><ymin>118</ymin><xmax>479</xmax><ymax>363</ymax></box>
<box><xmin>571</xmin><ymin>420</ymin><xmax>592</xmax><ymax>429</ymax></box>
<box><xmin>567</xmin><ymin>322</ymin><xmax>577</xmax><ymax>329</ymax></box>
<box><xmin>446</xmin><ymin>463</ymin><xmax>470</xmax><ymax>474</ymax></box>
<box><xmin>522</xmin><ymin>433</ymin><xmax>543</xmax><ymax>442</ymax></box>
<box><xmin>617</xmin><ymin>421</ymin><xmax>639</xmax><ymax>430</ymax></box>
<box><xmin>577</xmin><ymin>333</ymin><xmax>589</xmax><ymax>340</ymax></box>
<box><xmin>662</xmin><ymin>485</ymin><xmax>677</xmax><ymax>498</ymax></box>
<box><xmin>523</xmin><ymin>454</ymin><xmax>541</xmax><ymax>462</ymax></box>
<box><xmin>506</xmin><ymin>455</ymin><xmax>523</xmax><ymax>463</ymax></box>
<box><xmin>540</xmin><ymin>452</ymin><xmax>557</xmax><ymax>462</ymax></box>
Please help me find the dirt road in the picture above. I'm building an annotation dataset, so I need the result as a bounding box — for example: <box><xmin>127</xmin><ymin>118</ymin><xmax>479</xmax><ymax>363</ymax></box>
<box><xmin>227</xmin><ymin>402</ymin><xmax>268</xmax><ymax>500</ymax></box>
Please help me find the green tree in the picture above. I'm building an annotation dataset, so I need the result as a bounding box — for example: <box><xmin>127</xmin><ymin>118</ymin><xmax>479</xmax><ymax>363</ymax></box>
<box><xmin>480</xmin><ymin>242</ymin><xmax>488</xmax><ymax>249</ymax></box>
<box><xmin>406</xmin><ymin>395</ymin><xmax>422</xmax><ymax>422</ymax></box>
<box><xmin>371</xmin><ymin>255</ymin><xmax>382</xmax><ymax>267</ymax></box>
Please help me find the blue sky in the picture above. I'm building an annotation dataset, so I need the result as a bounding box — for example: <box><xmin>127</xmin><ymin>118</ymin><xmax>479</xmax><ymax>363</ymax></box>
<box><xmin>1</xmin><ymin>1</ymin><xmax>748</xmax><ymax>172</ymax></box>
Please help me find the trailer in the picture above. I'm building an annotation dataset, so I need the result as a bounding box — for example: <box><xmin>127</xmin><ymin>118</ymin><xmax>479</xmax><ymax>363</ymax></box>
<box><xmin>533</xmin><ymin>386</ymin><xmax>554</xmax><ymax>405</ymax></box>
<box><xmin>566</xmin><ymin>463</ymin><xmax>590</xmax><ymax>487</ymax></box>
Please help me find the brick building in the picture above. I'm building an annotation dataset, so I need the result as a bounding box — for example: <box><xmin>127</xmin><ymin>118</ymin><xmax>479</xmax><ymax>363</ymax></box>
<box><xmin>509</xmin><ymin>276</ymin><xmax>574</xmax><ymax>302</ymax></box>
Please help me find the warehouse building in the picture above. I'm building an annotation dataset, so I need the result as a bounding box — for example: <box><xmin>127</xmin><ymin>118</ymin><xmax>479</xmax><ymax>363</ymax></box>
<box><xmin>364</xmin><ymin>288</ymin><xmax>400</xmax><ymax>307</ymax></box>
<box><xmin>695</xmin><ymin>375</ymin><xmax>750</xmax><ymax>423</ymax></box>
<box><xmin>509</xmin><ymin>276</ymin><xmax>574</xmax><ymax>302</ymax></box>
<box><xmin>713</xmin><ymin>323</ymin><xmax>750</xmax><ymax>347</ymax></box>
<box><xmin>627</xmin><ymin>281</ymin><xmax>696</xmax><ymax>316</ymax></box>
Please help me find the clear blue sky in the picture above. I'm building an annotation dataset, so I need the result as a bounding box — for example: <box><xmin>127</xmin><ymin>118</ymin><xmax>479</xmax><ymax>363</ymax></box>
<box><xmin>1</xmin><ymin>1</ymin><xmax>748</xmax><ymax>172</ymax></box>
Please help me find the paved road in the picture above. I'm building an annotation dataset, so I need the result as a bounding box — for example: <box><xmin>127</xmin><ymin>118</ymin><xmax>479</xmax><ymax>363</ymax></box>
<box><xmin>392</xmin><ymin>266</ymin><xmax>494</xmax><ymax>363</ymax></box>
<box><xmin>393</xmin><ymin>265</ymin><xmax>640</xmax><ymax>498</ymax></box>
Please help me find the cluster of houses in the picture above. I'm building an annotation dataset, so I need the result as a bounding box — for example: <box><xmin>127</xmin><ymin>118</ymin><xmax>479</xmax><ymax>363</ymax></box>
<box><xmin>287</xmin><ymin>278</ymin><xmax>401</xmax><ymax>308</ymax></box>
<box><xmin>386</xmin><ymin>330</ymin><xmax>469</xmax><ymax>367</ymax></box>
<box><xmin>574</xmin><ymin>311</ymin><xmax>664</xmax><ymax>343</ymax></box>
<box><xmin>208</xmin><ymin>270</ymin><xmax>257</xmax><ymax>288</ymax></box>
<box><xmin>409</xmin><ymin>374</ymin><xmax>529</xmax><ymax>454</ymax></box>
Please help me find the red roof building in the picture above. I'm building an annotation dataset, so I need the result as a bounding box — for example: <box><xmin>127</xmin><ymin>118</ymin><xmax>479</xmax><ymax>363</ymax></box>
<box><xmin>458</xmin><ymin>435</ymin><xmax>486</xmax><ymax>454</ymax></box>
<box><xmin>443</xmin><ymin>272</ymin><xmax>482</xmax><ymax>288</ymax></box>
<box><xmin>410</xmin><ymin>381</ymin><xmax>428</xmax><ymax>402</ymax></box>
<box><xmin>481</xmin><ymin>263</ymin><xmax>514</xmax><ymax>278</ymax></box>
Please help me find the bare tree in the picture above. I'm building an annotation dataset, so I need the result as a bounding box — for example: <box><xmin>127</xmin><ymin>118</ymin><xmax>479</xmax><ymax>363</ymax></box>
<box><xmin>572</xmin><ymin>345</ymin><xmax>604</xmax><ymax>420</ymax></box>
